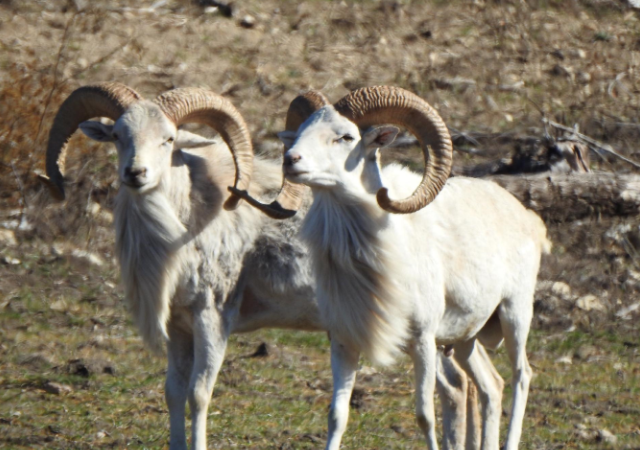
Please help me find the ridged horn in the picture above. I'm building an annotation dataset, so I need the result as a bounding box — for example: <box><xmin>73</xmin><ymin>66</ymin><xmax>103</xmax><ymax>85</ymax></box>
<box><xmin>229</xmin><ymin>90</ymin><xmax>330</xmax><ymax>219</ymax></box>
<box><xmin>334</xmin><ymin>86</ymin><xmax>453</xmax><ymax>214</ymax></box>
<box><xmin>155</xmin><ymin>88</ymin><xmax>254</xmax><ymax>211</ymax></box>
<box><xmin>40</xmin><ymin>83</ymin><xmax>142</xmax><ymax>201</ymax></box>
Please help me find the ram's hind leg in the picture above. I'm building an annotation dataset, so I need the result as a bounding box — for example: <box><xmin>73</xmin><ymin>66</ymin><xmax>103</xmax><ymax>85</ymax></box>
<box><xmin>166</xmin><ymin>323</ymin><xmax>194</xmax><ymax>450</ymax></box>
<box><xmin>437</xmin><ymin>352</ymin><xmax>483</xmax><ymax>450</ymax></box>
<box><xmin>189</xmin><ymin>298</ymin><xmax>230</xmax><ymax>450</ymax></box>
<box><xmin>499</xmin><ymin>297</ymin><xmax>533</xmax><ymax>450</ymax></box>
<box><xmin>437</xmin><ymin>353</ymin><xmax>473</xmax><ymax>450</ymax></box>
<box><xmin>453</xmin><ymin>340</ymin><xmax>503</xmax><ymax>450</ymax></box>
<box><xmin>465</xmin><ymin>379</ymin><xmax>481</xmax><ymax>450</ymax></box>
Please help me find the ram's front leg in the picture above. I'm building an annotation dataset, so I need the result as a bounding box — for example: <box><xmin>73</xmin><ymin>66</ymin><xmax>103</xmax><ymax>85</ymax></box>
<box><xmin>188</xmin><ymin>295</ymin><xmax>230</xmax><ymax>450</ymax></box>
<box><xmin>326</xmin><ymin>339</ymin><xmax>359</xmax><ymax>450</ymax></box>
<box><xmin>166</xmin><ymin>323</ymin><xmax>194</xmax><ymax>450</ymax></box>
<box><xmin>410</xmin><ymin>334</ymin><xmax>439</xmax><ymax>450</ymax></box>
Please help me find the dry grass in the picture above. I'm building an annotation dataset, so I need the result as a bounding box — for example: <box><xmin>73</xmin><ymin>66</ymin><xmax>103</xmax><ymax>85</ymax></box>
<box><xmin>1</xmin><ymin>251</ymin><xmax>638</xmax><ymax>449</ymax></box>
<box><xmin>1</xmin><ymin>0</ymin><xmax>640</xmax><ymax>449</ymax></box>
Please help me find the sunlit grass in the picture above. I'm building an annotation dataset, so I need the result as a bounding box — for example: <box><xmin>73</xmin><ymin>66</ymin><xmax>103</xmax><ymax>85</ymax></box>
<box><xmin>3</xmin><ymin>258</ymin><xmax>638</xmax><ymax>450</ymax></box>
<box><xmin>1</xmin><ymin>227</ymin><xmax>639</xmax><ymax>449</ymax></box>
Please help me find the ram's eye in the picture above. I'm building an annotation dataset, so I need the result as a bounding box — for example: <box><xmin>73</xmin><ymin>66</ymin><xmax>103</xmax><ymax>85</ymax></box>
<box><xmin>166</xmin><ymin>137</ymin><xmax>175</xmax><ymax>145</ymax></box>
<box><xmin>334</xmin><ymin>134</ymin><xmax>354</xmax><ymax>144</ymax></box>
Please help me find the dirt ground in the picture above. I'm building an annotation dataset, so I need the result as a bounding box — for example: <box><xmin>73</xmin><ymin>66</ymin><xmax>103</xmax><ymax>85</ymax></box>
<box><xmin>1</xmin><ymin>1</ymin><xmax>639</xmax><ymax>449</ymax></box>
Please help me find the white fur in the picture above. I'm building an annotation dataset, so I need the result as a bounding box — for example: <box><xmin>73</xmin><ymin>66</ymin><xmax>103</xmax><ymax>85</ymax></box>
<box><xmin>282</xmin><ymin>105</ymin><xmax>550</xmax><ymax>450</ymax></box>
<box><xmin>302</xmin><ymin>190</ymin><xmax>410</xmax><ymax>365</ymax></box>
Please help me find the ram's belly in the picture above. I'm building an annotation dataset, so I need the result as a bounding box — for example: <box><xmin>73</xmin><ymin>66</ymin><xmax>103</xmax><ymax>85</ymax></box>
<box><xmin>434</xmin><ymin>293</ymin><xmax>501</xmax><ymax>344</ymax></box>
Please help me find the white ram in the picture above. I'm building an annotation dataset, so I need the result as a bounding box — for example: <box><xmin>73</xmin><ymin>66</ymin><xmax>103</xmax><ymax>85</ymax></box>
<box><xmin>243</xmin><ymin>86</ymin><xmax>550</xmax><ymax>450</ymax></box>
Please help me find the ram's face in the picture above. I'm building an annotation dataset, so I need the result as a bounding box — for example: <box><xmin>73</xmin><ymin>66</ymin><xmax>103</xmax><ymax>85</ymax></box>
<box><xmin>279</xmin><ymin>105</ymin><xmax>399</xmax><ymax>194</ymax></box>
<box><xmin>79</xmin><ymin>101</ymin><xmax>178</xmax><ymax>194</ymax></box>
<box><xmin>279</xmin><ymin>106</ymin><xmax>364</xmax><ymax>189</ymax></box>
<box><xmin>114</xmin><ymin>103</ymin><xmax>178</xmax><ymax>192</ymax></box>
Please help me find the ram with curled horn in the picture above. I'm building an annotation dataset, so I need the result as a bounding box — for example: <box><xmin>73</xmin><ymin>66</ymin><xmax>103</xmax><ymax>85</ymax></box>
<box><xmin>246</xmin><ymin>85</ymin><xmax>551</xmax><ymax>450</ymax></box>
<box><xmin>39</xmin><ymin>83</ymin><xmax>329</xmax><ymax>450</ymax></box>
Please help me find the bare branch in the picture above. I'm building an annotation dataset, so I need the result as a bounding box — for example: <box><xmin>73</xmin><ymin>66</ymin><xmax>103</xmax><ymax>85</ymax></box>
<box><xmin>543</xmin><ymin>118</ymin><xmax>640</xmax><ymax>170</ymax></box>
<box><xmin>33</xmin><ymin>12</ymin><xmax>81</xmax><ymax>150</ymax></box>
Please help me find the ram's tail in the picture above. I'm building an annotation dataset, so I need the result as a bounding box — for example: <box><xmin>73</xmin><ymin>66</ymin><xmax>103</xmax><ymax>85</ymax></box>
<box><xmin>527</xmin><ymin>210</ymin><xmax>552</xmax><ymax>255</ymax></box>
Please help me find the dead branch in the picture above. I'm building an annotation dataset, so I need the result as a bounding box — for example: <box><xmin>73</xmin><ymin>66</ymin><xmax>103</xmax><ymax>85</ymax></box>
<box><xmin>489</xmin><ymin>172</ymin><xmax>640</xmax><ymax>222</ymax></box>
<box><xmin>543</xmin><ymin>118</ymin><xmax>640</xmax><ymax>170</ymax></box>
<box><xmin>33</xmin><ymin>12</ymin><xmax>80</xmax><ymax>150</ymax></box>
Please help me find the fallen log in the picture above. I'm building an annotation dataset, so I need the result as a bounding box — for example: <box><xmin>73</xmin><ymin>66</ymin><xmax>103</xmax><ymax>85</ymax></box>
<box><xmin>487</xmin><ymin>173</ymin><xmax>640</xmax><ymax>222</ymax></box>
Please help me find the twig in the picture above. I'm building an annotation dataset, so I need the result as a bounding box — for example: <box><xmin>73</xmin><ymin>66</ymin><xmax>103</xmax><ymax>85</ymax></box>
<box><xmin>33</xmin><ymin>12</ymin><xmax>80</xmax><ymax>150</ymax></box>
<box><xmin>11</xmin><ymin>161</ymin><xmax>27</xmax><ymax>241</ymax></box>
<box><xmin>615</xmin><ymin>122</ymin><xmax>640</xmax><ymax>128</ymax></box>
<box><xmin>10</xmin><ymin>161</ymin><xmax>27</xmax><ymax>208</ymax></box>
<box><xmin>448</xmin><ymin>127</ymin><xmax>480</xmax><ymax>147</ymax></box>
<box><xmin>70</xmin><ymin>35</ymin><xmax>137</xmax><ymax>80</ymax></box>
<box><xmin>543</xmin><ymin>118</ymin><xmax>640</xmax><ymax>170</ymax></box>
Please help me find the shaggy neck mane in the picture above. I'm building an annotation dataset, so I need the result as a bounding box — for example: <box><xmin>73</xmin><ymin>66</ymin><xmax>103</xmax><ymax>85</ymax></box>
<box><xmin>301</xmin><ymin>190</ymin><xmax>410</xmax><ymax>366</ymax></box>
<box><xmin>112</xmin><ymin>152</ymin><xmax>274</xmax><ymax>352</ymax></box>
<box><xmin>114</xmin><ymin>184</ymin><xmax>188</xmax><ymax>352</ymax></box>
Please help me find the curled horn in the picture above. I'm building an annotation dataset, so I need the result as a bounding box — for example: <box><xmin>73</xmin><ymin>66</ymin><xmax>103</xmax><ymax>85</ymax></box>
<box><xmin>229</xmin><ymin>90</ymin><xmax>330</xmax><ymax>219</ymax></box>
<box><xmin>155</xmin><ymin>88</ymin><xmax>254</xmax><ymax>211</ymax></box>
<box><xmin>40</xmin><ymin>83</ymin><xmax>142</xmax><ymax>200</ymax></box>
<box><xmin>334</xmin><ymin>86</ymin><xmax>453</xmax><ymax>214</ymax></box>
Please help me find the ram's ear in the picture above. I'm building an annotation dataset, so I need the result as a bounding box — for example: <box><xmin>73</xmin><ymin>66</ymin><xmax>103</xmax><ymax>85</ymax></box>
<box><xmin>78</xmin><ymin>121</ymin><xmax>115</xmax><ymax>142</ymax></box>
<box><xmin>277</xmin><ymin>130</ymin><xmax>297</xmax><ymax>150</ymax></box>
<box><xmin>362</xmin><ymin>125</ymin><xmax>399</xmax><ymax>150</ymax></box>
<box><xmin>175</xmin><ymin>129</ymin><xmax>218</xmax><ymax>149</ymax></box>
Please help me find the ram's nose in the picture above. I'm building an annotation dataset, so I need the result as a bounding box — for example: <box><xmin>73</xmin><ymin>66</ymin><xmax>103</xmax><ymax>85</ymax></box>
<box><xmin>284</xmin><ymin>153</ymin><xmax>301</xmax><ymax>166</ymax></box>
<box><xmin>123</xmin><ymin>166</ymin><xmax>148</xmax><ymax>187</ymax></box>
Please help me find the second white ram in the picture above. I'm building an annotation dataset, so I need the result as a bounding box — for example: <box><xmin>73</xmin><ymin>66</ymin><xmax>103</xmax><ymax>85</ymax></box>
<box><xmin>244</xmin><ymin>86</ymin><xmax>550</xmax><ymax>450</ymax></box>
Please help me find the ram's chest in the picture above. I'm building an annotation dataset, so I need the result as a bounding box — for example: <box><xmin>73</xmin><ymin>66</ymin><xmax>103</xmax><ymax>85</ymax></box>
<box><xmin>168</xmin><ymin>245</ymin><xmax>202</xmax><ymax>308</ymax></box>
<box><xmin>172</xmin><ymin>230</ymin><xmax>253</xmax><ymax>307</ymax></box>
